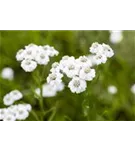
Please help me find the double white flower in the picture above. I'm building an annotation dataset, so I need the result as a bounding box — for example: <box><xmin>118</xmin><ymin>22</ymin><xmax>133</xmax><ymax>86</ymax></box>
<box><xmin>0</xmin><ymin>104</ymin><xmax>31</xmax><ymax>121</ymax></box>
<box><xmin>89</xmin><ymin>42</ymin><xmax>114</xmax><ymax>65</ymax></box>
<box><xmin>16</xmin><ymin>44</ymin><xmax>59</xmax><ymax>72</ymax></box>
<box><xmin>3</xmin><ymin>90</ymin><xmax>23</xmax><ymax>106</ymax></box>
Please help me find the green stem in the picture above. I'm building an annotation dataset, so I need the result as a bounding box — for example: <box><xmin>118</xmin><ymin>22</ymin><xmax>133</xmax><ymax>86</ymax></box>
<box><xmin>48</xmin><ymin>107</ymin><xmax>56</xmax><ymax>121</ymax></box>
<box><xmin>39</xmin><ymin>85</ymin><xmax>44</xmax><ymax>110</ymax></box>
<box><xmin>31</xmin><ymin>110</ymin><xmax>40</xmax><ymax>121</ymax></box>
<box><xmin>44</xmin><ymin>107</ymin><xmax>56</xmax><ymax>116</ymax></box>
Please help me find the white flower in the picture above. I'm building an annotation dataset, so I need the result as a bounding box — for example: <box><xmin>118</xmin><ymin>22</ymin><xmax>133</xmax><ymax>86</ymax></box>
<box><xmin>16</xmin><ymin>49</ymin><xmax>25</xmax><ymax>61</ymax></box>
<box><xmin>7</xmin><ymin>105</ymin><xmax>18</xmax><ymax>114</ymax></box>
<box><xmin>59</xmin><ymin>56</ymin><xmax>75</xmax><ymax>70</ymax></box>
<box><xmin>108</xmin><ymin>85</ymin><xmax>117</xmax><ymax>94</ymax></box>
<box><xmin>24</xmin><ymin>43</ymin><xmax>40</xmax><ymax>60</ymax></box>
<box><xmin>47</xmin><ymin>72</ymin><xmax>63</xmax><ymax>86</ymax></box>
<box><xmin>102</xmin><ymin>43</ymin><xmax>114</xmax><ymax>58</ymax></box>
<box><xmin>62</xmin><ymin>60</ymin><xmax>80</xmax><ymax>78</ymax></box>
<box><xmin>68</xmin><ymin>77</ymin><xmax>87</xmax><ymax>94</ymax></box>
<box><xmin>43</xmin><ymin>45</ymin><xmax>59</xmax><ymax>57</ymax></box>
<box><xmin>21</xmin><ymin>59</ymin><xmax>37</xmax><ymax>72</ymax></box>
<box><xmin>50</xmin><ymin>62</ymin><xmax>60</xmax><ymax>73</ymax></box>
<box><xmin>1</xmin><ymin>67</ymin><xmax>14</xmax><ymax>80</ymax></box>
<box><xmin>131</xmin><ymin>84</ymin><xmax>135</xmax><ymax>94</ymax></box>
<box><xmin>56</xmin><ymin>82</ymin><xmax>65</xmax><ymax>92</ymax></box>
<box><xmin>35</xmin><ymin>50</ymin><xmax>50</xmax><ymax>65</ymax></box>
<box><xmin>79</xmin><ymin>66</ymin><xmax>96</xmax><ymax>81</ymax></box>
<box><xmin>0</xmin><ymin>109</ymin><xmax>8</xmax><ymax>120</ymax></box>
<box><xmin>3</xmin><ymin>94</ymin><xmax>15</xmax><ymax>106</ymax></box>
<box><xmin>109</xmin><ymin>30</ymin><xmax>123</xmax><ymax>44</ymax></box>
<box><xmin>9</xmin><ymin>90</ymin><xmax>23</xmax><ymax>101</ymax></box>
<box><xmin>3</xmin><ymin>112</ymin><xmax>16</xmax><ymax>121</ymax></box>
<box><xmin>15</xmin><ymin>105</ymin><xmax>29</xmax><ymax>120</ymax></box>
<box><xmin>76</xmin><ymin>56</ymin><xmax>92</xmax><ymax>67</ymax></box>
<box><xmin>35</xmin><ymin>84</ymin><xmax>57</xmax><ymax>97</ymax></box>
<box><xmin>94</xmin><ymin>53</ymin><xmax>107</xmax><ymax>65</ymax></box>
<box><xmin>25</xmin><ymin>43</ymin><xmax>39</xmax><ymax>51</ymax></box>
<box><xmin>89</xmin><ymin>42</ymin><xmax>103</xmax><ymax>54</ymax></box>
<box><xmin>87</xmin><ymin>55</ymin><xmax>97</xmax><ymax>66</ymax></box>
<box><xmin>25</xmin><ymin>104</ymin><xmax>32</xmax><ymax>112</ymax></box>
<box><xmin>3</xmin><ymin>90</ymin><xmax>23</xmax><ymax>106</ymax></box>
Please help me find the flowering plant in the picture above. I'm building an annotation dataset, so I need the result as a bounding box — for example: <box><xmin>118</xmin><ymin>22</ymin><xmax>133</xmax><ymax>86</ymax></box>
<box><xmin>0</xmin><ymin>31</ymin><xmax>135</xmax><ymax>121</ymax></box>
<box><xmin>0</xmin><ymin>41</ymin><xmax>114</xmax><ymax>121</ymax></box>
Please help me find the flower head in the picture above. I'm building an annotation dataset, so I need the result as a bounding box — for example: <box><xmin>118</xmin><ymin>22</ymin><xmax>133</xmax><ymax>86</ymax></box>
<box><xmin>35</xmin><ymin>50</ymin><xmax>50</xmax><ymax>65</ymax></box>
<box><xmin>131</xmin><ymin>84</ymin><xmax>135</xmax><ymax>94</ymax></box>
<box><xmin>16</xmin><ymin>44</ymin><xmax>59</xmax><ymax>72</ymax></box>
<box><xmin>109</xmin><ymin>30</ymin><xmax>123</xmax><ymax>44</ymax></box>
<box><xmin>47</xmin><ymin>72</ymin><xmax>63</xmax><ymax>86</ymax></box>
<box><xmin>21</xmin><ymin>59</ymin><xmax>37</xmax><ymax>72</ymax></box>
<box><xmin>68</xmin><ymin>77</ymin><xmax>87</xmax><ymax>94</ymax></box>
<box><xmin>1</xmin><ymin>67</ymin><xmax>14</xmax><ymax>80</ymax></box>
<box><xmin>108</xmin><ymin>85</ymin><xmax>117</xmax><ymax>94</ymax></box>
<box><xmin>79</xmin><ymin>66</ymin><xmax>96</xmax><ymax>81</ymax></box>
<box><xmin>3</xmin><ymin>90</ymin><xmax>23</xmax><ymax>106</ymax></box>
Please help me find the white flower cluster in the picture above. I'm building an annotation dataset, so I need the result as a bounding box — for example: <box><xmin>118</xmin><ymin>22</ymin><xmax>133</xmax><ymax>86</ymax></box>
<box><xmin>109</xmin><ymin>30</ymin><xmax>123</xmax><ymax>44</ymax></box>
<box><xmin>47</xmin><ymin>55</ymin><xmax>96</xmax><ymax>94</ymax></box>
<box><xmin>89</xmin><ymin>42</ymin><xmax>114</xmax><ymax>65</ymax></box>
<box><xmin>1</xmin><ymin>67</ymin><xmax>14</xmax><ymax>80</ymax></box>
<box><xmin>16</xmin><ymin>43</ymin><xmax>59</xmax><ymax>72</ymax></box>
<box><xmin>3</xmin><ymin>90</ymin><xmax>23</xmax><ymax>106</ymax></box>
<box><xmin>1</xmin><ymin>90</ymin><xmax>31</xmax><ymax>121</ymax></box>
<box><xmin>46</xmin><ymin>42</ymin><xmax>114</xmax><ymax>94</ymax></box>
<box><xmin>0</xmin><ymin>104</ymin><xmax>31</xmax><ymax>121</ymax></box>
<box><xmin>35</xmin><ymin>82</ymin><xmax>65</xmax><ymax>97</ymax></box>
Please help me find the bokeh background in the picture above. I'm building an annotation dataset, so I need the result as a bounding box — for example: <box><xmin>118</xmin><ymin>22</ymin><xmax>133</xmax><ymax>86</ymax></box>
<box><xmin>0</xmin><ymin>30</ymin><xmax>135</xmax><ymax>121</ymax></box>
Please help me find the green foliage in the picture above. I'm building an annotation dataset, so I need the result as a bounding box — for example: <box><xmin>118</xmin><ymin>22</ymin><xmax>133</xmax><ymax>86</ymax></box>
<box><xmin>0</xmin><ymin>30</ymin><xmax>135</xmax><ymax>121</ymax></box>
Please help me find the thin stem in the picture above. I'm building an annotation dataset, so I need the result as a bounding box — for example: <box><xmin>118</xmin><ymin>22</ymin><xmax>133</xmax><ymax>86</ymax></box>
<box><xmin>31</xmin><ymin>110</ymin><xmax>40</xmax><ymax>121</ymax></box>
<box><xmin>48</xmin><ymin>107</ymin><xmax>56</xmax><ymax>121</ymax></box>
<box><xmin>44</xmin><ymin>107</ymin><xmax>56</xmax><ymax>116</ymax></box>
<box><xmin>39</xmin><ymin>85</ymin><xmax>44</xmax><ymax>111</ymax></box>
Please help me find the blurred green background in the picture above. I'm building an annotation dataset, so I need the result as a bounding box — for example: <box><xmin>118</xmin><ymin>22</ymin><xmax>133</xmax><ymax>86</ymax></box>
<box><xmin>0</xmin><ymin>31</ymin><xmax>135</xmax><ymax>121</ymax></box>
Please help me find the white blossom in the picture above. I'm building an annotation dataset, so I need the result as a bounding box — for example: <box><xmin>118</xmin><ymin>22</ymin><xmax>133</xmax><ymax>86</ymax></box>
<box><xmin>9</xmin><ymin>90</ymin><xmax>23</xmax><ymax>101</ymax></box>
<box><xmin>0</xmin><ymin>103</ymin><xmax>31</xmax><ymax>121</ymax></box>
<box><xmin>35</xmin><ymin>49</ymin><xmax>50</xmax><ymax>65</ymax></box>
<box><xmin>15</xmin><ymin>105</ymin><xmax>29</xmax><ymax>120</ymax></box>
<box><xmin>3</xmin><ymin>90</ymin><xmax>23</xmax><ymax>106</ymax></box>
<box><xmin>62</xmin><ymin>60</ymin><xmax>80</xmax><ymax>78</ymax></box>
<box><xmin>3</xmin><ymin>113</ymin><xmax>16</xmax><ymax>121</ymax></box>
<box><xmin>43</xmin><ymin>45</ymin><xmax>59</xmax><ymax>57</ymax></box>
<box><xmin>109</xmin><ymin>30</ymin><xmax>123</xmax><ymax>44</ymax></box>
<box><xmin>3</xmin><ymin>94</ymin><xmax>15</xmax><ymax>106</ymax></box>
<box><xmin>68</xmin><ymin>77</ymin><xmax>87</xmax><ymax>94</ymax></box>
<box><xmin>0</xmin><ymin>109</ymin><xmax>8</xmax><ymax>120</ymax></box>
<box><xmin>1</xmin><ymin>67</ymin><xmax>14</xmax><ymax>80</ymax></box>
<box><xmin>21</xmin><ymin>59</ymin><xmax>37</xmax><ymax>72</ymax></box>
<box><xmin>89</xmin><ymin>42</ymin><xmax>103</xmax><ymax>54</ymax></box>
<box><xmin>35</xmin><ymin>84</ymin><xmax>57</xmax><ymax>98</ymax></box>
<box><xmin>87</xmin><ymin>55</ymin><xmax>97</xmax><ymax>66</ymax></box>
<box><xmin>79</xmin><ymin>66</ymin><xmax>96</xmax><ymax>81</ymax></box>
<box><xmin>47</xmin><ymin>72</ymin><xmax>63</xmax><ymax>86</ymax></box>
<box><xmin>59</xmin><ymin>56</ymin><xmax>75</xmax><ymax>70</ymax></box>
<box><xmin>50</xmin><ymin>62</ymin><xmax>60</xmax><ymax>73</ymax></box>
<box><xmin>94</xmin><ymin>53</ymin><xmax>107</xmax><ymax>65</ymax></box>
<box><xmin>102</xmin><ymin>43</ymin><xmax>114</xmax><ymax>58</ymax></box>
<box><xmin>108</xmin><ymin>85</ymin><xmax>117</xmax><ymax>94</ymax></box>
<box><xmin>16</xmin><ymin>49</ymin><xmax>25</xmax><ymax>61</ymax></box>
<box><xmin>76</xmin><ymin>56</ymin><xmax>92</xmax><ymax>67</ymax></box>
<box><xmin>131</xmin><ymin>84</ymin><xmax>135</xmax><ymax>94</ymax></box>
<box><xmin>56</xmin><ymin>82</ymin><xmax>65</xmax><ymax>92</ymax></box>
